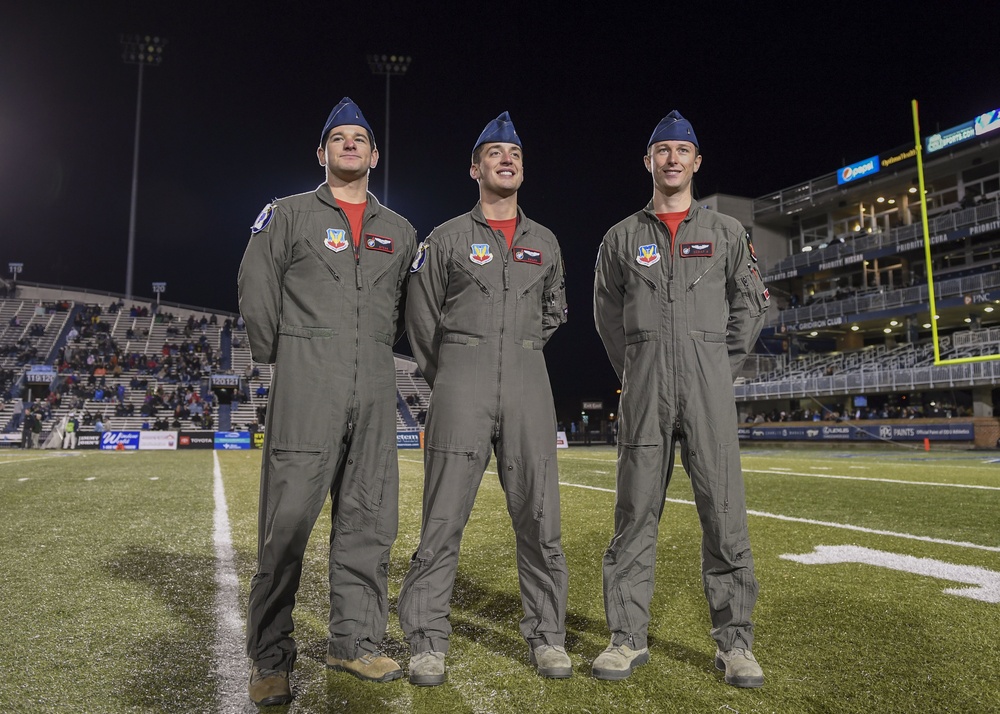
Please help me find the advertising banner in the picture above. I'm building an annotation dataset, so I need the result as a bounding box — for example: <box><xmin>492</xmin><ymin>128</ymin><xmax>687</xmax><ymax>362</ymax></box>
<box><xmin>397</xmin><ymin>431</ymin><xmax>423</xmax><ymax>449</ymax></box>
<box><xmin>0</xmin><ymin>434</ymin><xmax>21</xmax><ymax>448</ymax></box>
<box><xmin>556</xmin><ymin>431</ymin><xmax>569</xmax><ymax>449</ymax></box>
<box><xmin>178</xmin><ymin>431</ymin><xmax>216</xmax><ymax>449</ymax></box>
<box><xmin>926</xmin><ymin>120</ymin><xmax>976</xmax><ymax>153</ymax></box>
<box><xmin>100</xmin><ymin>431</ymin><xmax>141</xmax><ymax>450</ymax></box>
<box><xmin>138</xmin><ymin>431</ymin><xmax>178</xmax><ymax>450</ymax></box>
<box><xmin>77</xmin><ymin>433</ymin><xmax>102</xmax><ymax>449</ymax></box>
<box><xmin>739</xmin><ymin>422</ymin><xmax>974</xmax><ymax>442</ymax></box>
<box><xmin>215</xmin><ymin>431</ymin><xmax>251</xmax><ymax>450</ymax></box>
<box><xmin>837</xmin><ymin>155</ymin><xmax>880</xmax><ymax>185</ymax></box>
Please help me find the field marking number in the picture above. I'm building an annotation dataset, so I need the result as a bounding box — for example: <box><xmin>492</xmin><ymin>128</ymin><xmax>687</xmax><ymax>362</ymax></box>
<box><xmin>781</xmin><ymin>545</ymin><xmax>1000</xmax><ymax>603</ymax></box>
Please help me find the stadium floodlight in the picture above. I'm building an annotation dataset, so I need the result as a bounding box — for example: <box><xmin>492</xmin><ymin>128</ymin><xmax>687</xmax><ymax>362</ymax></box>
<box><xmin>121</xmin><ymin>34</ymin><xmax>167</xmax><ymax>301</ymax></box>
<box><xmin>152</xmin><ymin>281</ymin><xmax>166</xmax><ymax>306</ymax></box>
<box><xmin>367</xmin><ymin>54</ymin><xmax>412</xmax><ymax>206</ymax></box>
<box><xmin>8</xmin><ymin>262</ymin><xmax>23</xmax><ymax>282</ymax></box>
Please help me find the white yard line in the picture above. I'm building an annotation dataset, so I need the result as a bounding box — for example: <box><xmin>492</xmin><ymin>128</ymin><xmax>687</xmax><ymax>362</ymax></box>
<box><xmin>0</xmin><ymin>454</ymin><xmax>81</xmax><ymax>468</ymax></box>
<box><xmin>212</xmin><ymin>452</ymin><xmax>246</xmax><ymax>707</ymax></box>
<box><xmin>558</xmin><ymin>481</ymin><xmax>1000</xmax><ymax>553</ymax></box>
<box><xmin>745</xmin><ymin>469</ymin><xmax>1000</xmax><ymax>491</ymax></box>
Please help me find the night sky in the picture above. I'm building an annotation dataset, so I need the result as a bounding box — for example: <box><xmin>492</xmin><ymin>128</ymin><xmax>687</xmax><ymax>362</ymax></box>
<box><xmin>3</xmin><ymin>1</ymin><xmax>997</xmax><ymax>419</ymax></box>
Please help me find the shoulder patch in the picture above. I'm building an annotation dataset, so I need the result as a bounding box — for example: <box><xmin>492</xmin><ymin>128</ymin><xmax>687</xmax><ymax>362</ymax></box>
<box><xmin>410</xmin><ymin>241</ymin><xmax>428</xmax><ymax>273</ymax></box>
<box><xmin>745</xmin><ymin>232</ymin><xmax>758</xmax><ymax>263</ymax></box>
<box><xmin>250</xmin><ymin>203</ymin><xmax>275</xmax><ymax>234</ymax></box>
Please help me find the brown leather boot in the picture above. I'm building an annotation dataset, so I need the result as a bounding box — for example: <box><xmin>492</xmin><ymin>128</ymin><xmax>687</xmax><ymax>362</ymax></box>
<box><xmin>326</xmin><ymin>651</ymin><xmax>403</xmax><ymax>682</ymax></box>
<box><xmin>248</xmin><ymin>666</ymin><xmax>292</xmax><ymax>706</ymax></box>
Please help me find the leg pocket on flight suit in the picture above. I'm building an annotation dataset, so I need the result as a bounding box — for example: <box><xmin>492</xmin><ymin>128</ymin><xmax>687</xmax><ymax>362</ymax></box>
<box><xmin>265</xmin><ymin>447</ymin><xmax>328</xmax><ymax>537</ymax></box>
<box><xmin>373</xmin><ymin>444</ymin><xmax>398</xmax><ymax>538</ymax></box>
<box><xmin>713</xmin><ymin>441</ymin><xmax>750</xmax><ymax>550</ymax></box>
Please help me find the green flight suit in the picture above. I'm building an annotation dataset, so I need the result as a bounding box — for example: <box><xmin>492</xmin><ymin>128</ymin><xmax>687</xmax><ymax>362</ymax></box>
<box><xmin>399</xmin><ymin>203</ymin><xmax>568</xmax><ymax>654</ymax></box>
<box><xmin>593</xmin><ymin>203</ymin><xmax>769</xmax><ymax>652</ymax></box>
<box><xmin>238</xmin><ymin>184</ymin><xmax>417</xmax><ymax>671</ymax></box>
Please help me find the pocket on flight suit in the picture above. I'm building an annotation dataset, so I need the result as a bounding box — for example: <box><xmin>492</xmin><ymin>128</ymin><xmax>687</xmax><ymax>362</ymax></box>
<box><xmin>619</xmin><ymin>332</ymin><xmax>661</xmax><ymax>446</ymax></box>
<box><xmin>372</xmin><ymin>444</ymin><xmax>399</xmax><ymax>539</ymax></box>
<box><xmin>737</xmin><ymin>268</ymin><xmax>769</xmax><ymax>318</ymax></box>
<box><xmin>263</xmin><ymin>447</ymin><xmax>329</xmax><ymax>541</ymax></box>
<box><xmin>711</xmin><ymin>440</ymin><xmax>751</xmax><ymax>552</ymax></box>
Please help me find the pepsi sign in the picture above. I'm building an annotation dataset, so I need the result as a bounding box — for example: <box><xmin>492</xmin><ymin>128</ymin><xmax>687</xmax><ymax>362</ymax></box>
<box><xmin>837</xmin><ymin>155</ymin><xmax>880</xmax><ymax>185</ymax></box>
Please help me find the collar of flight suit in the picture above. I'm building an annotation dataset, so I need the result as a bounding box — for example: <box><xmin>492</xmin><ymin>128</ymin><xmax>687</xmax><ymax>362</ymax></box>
<box><xmin>470</xmin><ymin>201</ymin><xmax>533</xmax><ymax>244</ymax></box>
<box><xmin>313</xmin><ymin>182</ymin><xmax>383</xmax><ymax>223</ymax></box>
<box><xmin>641</xmin><ymin>199</ymin><xmax>700</xmax><ymax>224</ymax></box>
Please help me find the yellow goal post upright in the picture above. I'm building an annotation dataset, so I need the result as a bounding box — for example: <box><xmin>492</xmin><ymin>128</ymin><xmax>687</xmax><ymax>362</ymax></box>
<box><xmin>912</xmin><ymin>98</ymin><xmax>1000</xmax><ymax>366</ymax></box>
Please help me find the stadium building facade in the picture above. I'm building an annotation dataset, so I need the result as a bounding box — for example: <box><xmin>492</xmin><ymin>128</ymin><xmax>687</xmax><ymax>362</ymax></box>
<box><xmin>721</xmin><ymin>102</ymin><xmax>1000</xmax><ymax>446</ymax></box>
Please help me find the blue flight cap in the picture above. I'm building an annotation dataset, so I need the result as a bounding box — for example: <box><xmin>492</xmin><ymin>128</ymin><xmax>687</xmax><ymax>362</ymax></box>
<box><xmin>647</xmin><ymin>110</ymin><xmax>698</xmax><ymax>150</ymax></box>
<box><xmin>473</xmin><ymin>111</ymin><xmax>522</xmax><ymax>155</ymax></box>
<box><xmin>320</xmin><ymin>97</ymin><xmax>375</xmax><ymax>147</ymax></box>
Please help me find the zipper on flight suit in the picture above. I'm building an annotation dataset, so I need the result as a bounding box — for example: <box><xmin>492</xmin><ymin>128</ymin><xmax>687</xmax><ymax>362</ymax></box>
<box><xmin>686</xmin><ymin>255</ymin><xmax>724</xmax><ymax>292</ymax></box>
<box><xmin>348</xmin><ymin>211</ymin><xmax>364</xmax><ymax>442</ymax></box>
<box><xmin>495</xmin><ymin>228</ymin><xmax>510</xmax><ymax>437</ymax></box>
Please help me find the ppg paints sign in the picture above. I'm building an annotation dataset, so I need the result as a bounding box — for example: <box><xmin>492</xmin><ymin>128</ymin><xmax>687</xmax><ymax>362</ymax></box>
<box><xmin>837</xmin><ymin>155</ymin><xmax>880</xmax><ymax>185</ymax></box>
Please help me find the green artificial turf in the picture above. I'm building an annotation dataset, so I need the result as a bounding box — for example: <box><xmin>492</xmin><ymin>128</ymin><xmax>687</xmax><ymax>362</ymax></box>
<box><xmin>1</xmin><ymin>445</ymin><xmax>998</xmax><ymax>712</ymax></box>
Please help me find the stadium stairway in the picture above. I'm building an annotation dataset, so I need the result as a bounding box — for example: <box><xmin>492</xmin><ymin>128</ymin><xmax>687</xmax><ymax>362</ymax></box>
<box><xmin>218</xmin><ymin>403</ymin><xmax>231</xmax><ymax>432</ymax></box>
<box><xmin>396</xmin><ymin>392</ymin><xmax>417</xmax><ymax>428</ymax></box>
<box><xmin>219</xmin><ymin>328</ymin><xmax>232</xmax><ymax>371</ymax></box>
<box><xmin>48</xmin><ymin>303</ymin><xmax>86</xmax><ymax>362</ymax></box>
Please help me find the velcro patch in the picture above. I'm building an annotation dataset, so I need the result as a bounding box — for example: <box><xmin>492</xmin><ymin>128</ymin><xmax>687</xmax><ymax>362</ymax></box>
<box><xmin>512</xmin><ymin>246</ymin><xmax>542</xmax><ymax>265</ymax></box>
<box><xmin>251</xmin><ymin>203</ymin><xmax>274</xmax><ymax>234</ymax></box>
<box><xmin>680</xmin><ymin>242</ymin><xmax>713</xmax><ymax>258</ymax></box>
<box><xmin>365</xmin><ymin>234</ymin><xmax>394</xmax><ymax>253</ymax></box>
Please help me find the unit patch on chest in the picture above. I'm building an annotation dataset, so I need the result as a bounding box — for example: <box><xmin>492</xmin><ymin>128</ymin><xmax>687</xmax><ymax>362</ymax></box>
<box><xmin>325</xmin><ymin>228</ymin><xmax>350</xmax><ymax>253</ymax></box>
<box><xmin>469</xmin><ymin>243</ymin><xmax>493</xmax><ymax>265</ymax></box>
<box><xmin>512</xmin><ymin>246</ymin><xmax>542</xmax><ymax>265</ymax></box>
<box><xmin>636</xmin><ymin>243</ymin><xmax>661</xmax><ymax>267</ymax></box>
<box><xmin>365</xmin><ymin>234</ymin><xmax>394</xmax><ymax>253</ymax></box>
<box><xmin>680</xmin><ymin>242</ymin><xmax>713</xmax><ymax>257</ymax></box>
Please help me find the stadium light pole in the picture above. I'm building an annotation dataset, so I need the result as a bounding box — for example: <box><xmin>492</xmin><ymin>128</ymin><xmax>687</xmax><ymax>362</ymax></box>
<box><xmin>367</xmin><ymin>54</ymin><xmax>411</xmax><ymax>206</ymax></box>
<box><xmin>121</xmin><ymin>34</ymin><xmax>166</xmax><ymax>301</ymax></box>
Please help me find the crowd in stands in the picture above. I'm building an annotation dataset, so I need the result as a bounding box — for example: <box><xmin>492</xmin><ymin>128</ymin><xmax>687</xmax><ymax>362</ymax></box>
<box><xmin>745</xmin><ymin>403</ymin><xmax>971</xmax><ymax>423</ymax></box>
<box><xmin>1</xmin><ymin>337</ymin><xmax>39</xmax><ymax>364</ymax></box>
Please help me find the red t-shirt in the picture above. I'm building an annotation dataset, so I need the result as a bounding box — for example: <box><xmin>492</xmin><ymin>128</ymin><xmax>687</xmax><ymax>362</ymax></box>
<box><xmin>656</xmin><ymin>209</ymin><xmax>689</xmax><ymax>252</ymax></box>
<box><xmin>336</xmin><ymin>199</ymin><xmax>366</xmax><ymax>248</ymax></box>
<box><xmin>486</xmin><ymin>217</ymin><xmax>518</xmax><ymax>249</ymax></box>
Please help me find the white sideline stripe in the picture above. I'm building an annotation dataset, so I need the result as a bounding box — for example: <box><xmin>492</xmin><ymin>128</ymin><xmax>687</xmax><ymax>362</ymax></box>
<box><xmin>212</xmin><ymin>452</ymin><xmax>246</xmax><ymax>705</ymax></box>
<box><xmin>558</xmin><ymin>481</ymin><xmax>1000</xmax><ymax>553</ymax></box>
<box><xmin>745</xmin><ymin>468</ymin><xmax>1000</xmax><ymax>491</ymax></box>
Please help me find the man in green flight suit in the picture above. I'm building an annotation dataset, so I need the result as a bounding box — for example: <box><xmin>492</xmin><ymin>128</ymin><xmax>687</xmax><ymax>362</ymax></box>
<box><xmin>593</xmin><ymin>110</ymin><xmax>769</xmax><ymax>687</ymax></box>
<box><xmin>400</xmin><ymin>112</ymin><xmax>571</xmax><ymax>686</ymax></box>
<box><xmin>238</xmin><ymin>97</ymin><xmax>417</xmax><ymax>706</ymax></box>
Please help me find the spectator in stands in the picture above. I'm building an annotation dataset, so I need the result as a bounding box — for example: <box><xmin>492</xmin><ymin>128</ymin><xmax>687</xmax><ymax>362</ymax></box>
<box><xmin>593</xmin><ymin>111</ymin><xmax>767</xmax><ymax>687</ymax></box>
<box><xmin>30</xmin><ymin>410</ymin><xmax>43</xmax><ymax>448</ymax></box>
<box><xmin>238</xmin><ymin>96</ymin><xmax>417</xmax><ymax>703</ymax></box>
<box><xmin>21</xmin><ymin>408</ymin><xmax>33</xmax><ymax>449</ymax></box>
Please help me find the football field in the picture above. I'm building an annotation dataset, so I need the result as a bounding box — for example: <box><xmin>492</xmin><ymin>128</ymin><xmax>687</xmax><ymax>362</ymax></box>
<box><xmin>1</xmin><ymin>445</ymin><xmax>998</xmax><ymax>713</ymax></box>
